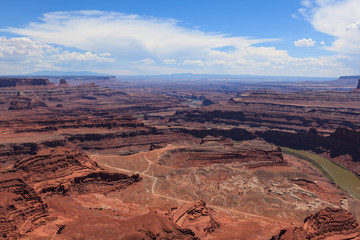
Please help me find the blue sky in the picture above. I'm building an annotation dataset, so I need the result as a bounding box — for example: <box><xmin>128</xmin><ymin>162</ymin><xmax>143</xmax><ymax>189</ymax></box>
<box><xmin>0</xmin><ymin>0</ymin><xmax>360</xmax><ymax>77</ymax></box>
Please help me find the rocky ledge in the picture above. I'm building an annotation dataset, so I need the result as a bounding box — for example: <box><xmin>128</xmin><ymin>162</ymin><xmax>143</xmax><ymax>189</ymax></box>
<box><xmin>0</xmin><ymin>78</ymin><xmax>53</xmax><ymax>88</ymax></box>
<box><xmin>271</xmin><ymin>207</ymin><xmax>360</xmax><ymax>240</ymax></box>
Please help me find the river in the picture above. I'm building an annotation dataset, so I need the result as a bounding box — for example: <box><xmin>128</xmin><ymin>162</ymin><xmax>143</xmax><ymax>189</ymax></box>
<box><xmin>281</xmin><ymin>147</ymin><xmax>360</xmax><ymax>199</ymax></box>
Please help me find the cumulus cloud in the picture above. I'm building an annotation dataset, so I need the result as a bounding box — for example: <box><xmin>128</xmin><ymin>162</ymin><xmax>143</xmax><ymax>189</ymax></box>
<box><xmin>0</xmin><ymin>35</ymin><xmax>116</xmax><ymax>74</ymax></box>
<box><xmin>346</xmin><ymin>21</ymin><xmax>360</xmax><ymax>31</ymax></box>
<box><xmin>132</xmin><ymin>58</ymin><xmax>155</xmax><ymax>64</ymax></box>
<box><xmin>294</xmin><ymin>38</ymin><xmax>316</xmax><ymax>47</ymax></box>
<box><xmin>163</xmin><ymin>59</ymin><xmax>176</xmax><ymax>64</ymax></box>
<box><xmin>0</xmin><ymin>36</ymin><xmax>57</xmax><ymax>58</ymax></box>
<box><xmin>183</xmin><ymin>60</ymin><xmax>204</xmax><ymax>66</ymax></box>
<box><xmin>299</xmin><ymin>0</ymin><xmax>360</xmax><ymax>54</ymax></box>
<box><xmin>301</xmin><ymin>0</ymin><xmax>313</xmax><ymax>8</ymax></box>
<box><xmin>52</xmin><ymin>50</ymin><xmax>114</xmax><ymax>62</ymax></box>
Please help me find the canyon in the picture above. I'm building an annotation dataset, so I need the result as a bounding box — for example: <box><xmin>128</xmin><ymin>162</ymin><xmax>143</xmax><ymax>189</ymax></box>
<box><xmin>0</xmin><ymin>77</ymin><xmax>359</xmax><ymax>239</ymax></box>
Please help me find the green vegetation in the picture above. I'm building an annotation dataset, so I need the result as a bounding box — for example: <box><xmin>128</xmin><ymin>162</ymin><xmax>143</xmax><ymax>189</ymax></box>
<box><xmin>281</xmin><ymin>147</ymin><xmax>360</xmax><ymax>199</ymax></box>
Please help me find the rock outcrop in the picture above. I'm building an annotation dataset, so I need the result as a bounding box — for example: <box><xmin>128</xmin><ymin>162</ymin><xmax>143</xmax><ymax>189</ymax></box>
<box><xmin>176</xmin><ymin>127</ymin><xmax>255</xmax><ymax>141</ymax></box>
<box><xmin>0</xmin><ymin>140</ymin><xmax>67</xmax><ymax>167</ymax></box>
<box><xmin>71</xmin><ymin>172</ymin><xmax>141</xmax><ymax>194</ymax></box>
<box><xmin>202</xmin><ymin>98</ymin><xmax>215</xmax><ymax>106</ymax></box>
<box><xmin>258</xmin><ymin>127</ymin><xmax>360</xmax><ymax>175</ymax></box>
<box><xmin>173</xmin><ymin>110</ymin><xmax>246</xmax><ymax>124</ymax></box>
<box><xmin>0</xmin><ymin>174</ymin><xmax>49</xmax><ymax>239</ymax></box>
<box><xmin>158</xmin><ymin>139</ymin><xmax>286</xmax><ymax>168</ymax></box>
<box><xmin>58</xmin><ymin>79</ymin><xmax>70</xmax><ymax>87</ymax></box>
<box><xmin>169</xmin><ymin>201</ymin><xmax>220</xmax><ymax>238</ymax></box>
<box><xmin>129</xmin><ymin>211</ymin><xmax>199</xmax><ymax>240</ymax></box>
<box><xmin>11</xmin><ymin>147</ymin><xmax>141</xmax><ymax>196</ymax></box>
<box><xmin>8</xmin><ymin>96</ymin><xmax>48</xmax><ymax>110</ymax></box>
<box><xmin>13</xmin><ymin>147</ymin><xmax>99</xmax><ymax>193</ymax></box>
<box><xmin>271</xmin><ymin>208</ymin><xmax>360</xmax><ymax>240</ymax></box>
<box><xmin>0</xmin><ymin>147</ymin><xmax>142</xmax><ymax>238</ymax></box>
<box><xmin>329</xmin><ymin>127</ymin><xmax>360</xmax><ymax>162</ymax></box>
<box><xmin>0</xmin><ymin>78</ymin><xmax>53</xmax><ymax>88</ymax></box>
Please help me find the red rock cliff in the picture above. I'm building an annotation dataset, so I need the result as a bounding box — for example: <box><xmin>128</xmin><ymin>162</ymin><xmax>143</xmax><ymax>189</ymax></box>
<box><xmin>271</xmin><ymin>207</ymin><xmax>360</xmax><ymax>240</ymax></box>
<box><xmin>0</xmin><ymin>78</ymin><xmax>53</xmax><ymax>88</ymax></box>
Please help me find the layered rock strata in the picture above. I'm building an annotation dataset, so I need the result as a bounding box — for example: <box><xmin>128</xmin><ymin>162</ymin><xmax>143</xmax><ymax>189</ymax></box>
<box><xmin>271</xmin><ymin>208</ymin><xmax>360</xmax><ymax>240</ymax></box>
<box><xmin>0</xmin><ymin>78</ymin><xmax>53</xmax><ymax>88</ymax></box>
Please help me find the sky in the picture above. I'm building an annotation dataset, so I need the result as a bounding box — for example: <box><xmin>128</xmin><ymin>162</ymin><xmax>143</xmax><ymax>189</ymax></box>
<box><xmin>0</xmin><ymin>0</ymin><xmax>360</xmax><ymax>77</ymax></box>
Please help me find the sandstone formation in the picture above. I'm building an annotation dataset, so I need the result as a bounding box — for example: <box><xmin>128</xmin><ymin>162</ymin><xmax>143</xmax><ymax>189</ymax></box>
<box><xmin>0</xmin><ymin>146</ymin><xmax>141</xmax><ymax>239</ymax></box>
<box><xmin>158</xmin><ymin>140</ymin><xmax>285</xmax><ymax>168</ymax></box>
<box><xmin>258</xmin><ymin>127</ymin><xmax>360</xmax><ymax>175</ymax></box>
<box><xmin>202</xmin><ymin>98</ymin><xmax>214</xmax><ymax>106</ymax></box>
<box><xmin>8</xmin><ymin>96</ymin><xmax>48</xmax><ymax>110</ymax></box>
<box><xmin>121</xmin><ymin>211</ymin><xmax>199</xmax><ymax>240</ymax></box>
<box><xmin>14</xmin><ymin>147</ymin><xmax>99</xmax><ymax>193</ymax></box>
<box><xmin>169</xmin><ymin>200</ymin><xmax>220</xmax><ymax>237</ymax></box>
<box><xmin>329</xmin><ymin>127</ymin><xmax>360</xmax><ymax>162</ymax></box>
<box><xmin>0</xmin><ymin>78</ymin><xmax>53</xmax><ymax>88</ymax></box>
<box><xmin>271</xmin><ymin>208</ymin><xmax>360</xmax><ymax>240</ymax></box>
<box><xmin>58</xmin><ymin>79</ymin><xmax>70</xmax><ymax>87</ymax></box>
<box><xmin>0</xmin><ymin>174</ymin><xmax>49</xmax><ymax>239</ymax></box>
<box><xmin>350</xmin><ymin>79</ymin><xmax>360</xmax><ymax>92</ymax></box>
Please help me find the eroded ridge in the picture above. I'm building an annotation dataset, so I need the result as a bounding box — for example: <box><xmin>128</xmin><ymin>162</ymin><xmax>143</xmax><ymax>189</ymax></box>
<box><xmin>271</xmin><ymin>207</ymin><xmax>360</xmax><ymax>240</ymax></box>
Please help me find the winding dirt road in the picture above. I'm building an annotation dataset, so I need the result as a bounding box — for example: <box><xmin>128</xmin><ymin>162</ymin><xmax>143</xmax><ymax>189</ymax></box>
<box><xmin>94</xmin><ymin>149</ymin><xmax>293</xmax><ymax>225</ymax></box>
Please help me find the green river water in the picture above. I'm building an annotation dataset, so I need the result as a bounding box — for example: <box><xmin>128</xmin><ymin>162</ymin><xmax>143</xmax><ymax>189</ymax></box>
<box><xmin>281</xmin><ymin>147</ymin><xmax>360</xmax><ymax>199</ymax></box>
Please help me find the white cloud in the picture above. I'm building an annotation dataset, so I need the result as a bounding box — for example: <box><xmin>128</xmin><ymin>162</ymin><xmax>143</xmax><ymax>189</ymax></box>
<box><xmin>294</xmin><ymin>38</ymin><xmax>316</xmax><ymax>47</ymax></box>
<box><xmin>0</xmin><ymin>36</ymin><xmax>116</xmax><ymax>74</ymax></box>
<box><xmin>346</xmin><ymin>20</ymin><xmax>360</xmax><ymax>31</ymax></box>
<box><xmin>163</xmin><ymin>59</ymin><xmax>176</xmax><ymax>64</ymax></box>
<box><xmin>0</xmin><ymin>37</ymin><xmax>58</xmax><ymax>74</ymax></box>
<box><xmin>300</xmin><ymin>0</ymin><xmax>360</xmax><ymax>54</ymax></box>
<box><xmin>6</xmin><ymin>11</ymin><xmax>272</xmax><ymax>60</ymax></box>
<box><xmin>99</xmin><ymin>52</ymin><xmax>112</xmax><ymax>57</ymax></box>
<box><xmin>1</xmin><ymin>10</ymin><xmax>358</xmax><ymax>76</ymax></box>
<box><xmin>301</xmin><ymin>0</ymin><xmax>313</xmax><ymax>8</ymax></box>
<box><xmin>183</xmin><ymin>60</ymin><xmax>204</xmax><ymax>66</ymax></box>
<box><xmin>0</xmin><ymin>36</ymin><xmax>57</xmax><ymax>58</ymax></box>
<box><xmin>206</xmin><ymin>60</ymin><xmax>226</xmax><ymax>66</ymax></box>
<box><xmin>297</xmin><ymin>8</ymin><xmax>309</xmax><ymax>19</ymax></box>
<box><xmin>291</xmin><ymin>14</ymin><xmax>300</xmax><ymax>20</ymax></box>
<box><xmin>52</xmin><ymin>50</ymin><xmax>114</xmax><ymax>62</ymax></box>
<box><xmin>132</xmin><ymin>58</ymin><xmax>155</xmax><ymax>64</ymax></box>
